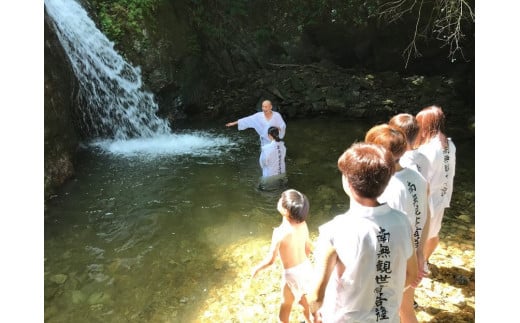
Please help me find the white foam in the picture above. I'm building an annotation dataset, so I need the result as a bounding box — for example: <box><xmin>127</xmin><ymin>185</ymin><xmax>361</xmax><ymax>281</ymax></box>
<box><xmin>90</xmin><ymin>132</ymin><xmax>236</xmax><ymax>157</ymax></box>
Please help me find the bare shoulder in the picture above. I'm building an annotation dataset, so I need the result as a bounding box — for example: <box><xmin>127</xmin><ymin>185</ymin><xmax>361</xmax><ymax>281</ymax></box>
<box><xmin>289</xmin><ymin>221</ymin><xmax>309</xmax><ymax>239</ymax></box>
<box><xmin>273</xmin><ymin>222</ymin><xmax>293</xmax><ymax>242</ymax></box>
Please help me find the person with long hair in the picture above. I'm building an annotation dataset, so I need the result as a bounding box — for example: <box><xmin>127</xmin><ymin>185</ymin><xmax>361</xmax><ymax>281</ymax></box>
<box><xmin>415</xmin><ymin>105</ymin><xmax>456</xmax><ymax>269</ymax></box>
<box><xmin>389</xmin><ymin>113</ymin><xmax>430</xmax><ymax>176</ymax></box>
<box><xmin>260</xmin><ymin>126</ymin><xmax>287</xmax><ymax>178</ymax></box>
<box><xmin>257</xmin><ymin>126</ymin><xmax>288</xmax><ymax>190</ymax></box>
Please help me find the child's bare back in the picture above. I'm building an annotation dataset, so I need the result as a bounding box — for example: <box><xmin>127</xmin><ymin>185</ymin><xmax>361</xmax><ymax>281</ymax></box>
<box><xmin>278</xmin><ymin>220</ymin><xmax>311</xmax><ymax>269</ymax></box>
<box><xmin>251</xmin><ymin>189</ymin><xmax>313</xmax><ymax>323</ymax></box>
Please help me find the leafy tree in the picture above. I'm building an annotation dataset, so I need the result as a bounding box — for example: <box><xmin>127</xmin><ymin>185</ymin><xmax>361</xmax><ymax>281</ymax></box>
<box><xmin>89</xmin><ymin>0</ymin><xmax>474</xmax><ymax>68</ymax></box>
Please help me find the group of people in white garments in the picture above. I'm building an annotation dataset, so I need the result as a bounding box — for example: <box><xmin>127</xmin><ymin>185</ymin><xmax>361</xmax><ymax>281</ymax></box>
<box><xmin>226</xmin><ymin>102</ymin><xmax>456</xmax><ymax>323</ymax></box>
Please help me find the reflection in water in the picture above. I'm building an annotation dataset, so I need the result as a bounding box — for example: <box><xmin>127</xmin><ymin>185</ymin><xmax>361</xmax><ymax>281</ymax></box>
<box><xmin>44</xmin><ymin>118</ymin><xmax>474</xmax><ymax>322</ymax></box>
<box><xmin>257</xmin><ymin>173</ymin><xmax>289</xmax><ymax>192</ymax></box>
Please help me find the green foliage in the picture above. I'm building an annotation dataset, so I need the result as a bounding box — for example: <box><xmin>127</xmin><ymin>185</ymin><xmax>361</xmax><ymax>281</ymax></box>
<box><xmin>184</xmin><ymin>0</ymin><xmax>251</xmax><ymax>53</ymax></box>
<box><xmin>89</xmin><ymin>0</ymin><xmax>473</xmax><ymax>67</ymax></box>
<box><xmin>226</xmin><ymin>0</ymin><xmax>248</xmax><ymax>17</ymax></box>
<box><xmin>180</xmin><ymin>0</ymin><xmax>388</xmax><ymax>60</ymax></box>
<box><xmin>254</xmin><ymin>28</ymin><xmax>272</xmax><ymax>43</ymax></box>
<box><xmin>91</xmin><ymin>0</ymin><xmax>160</xmax><ymax>44</ymax></box>
<box><xmin>187</xmin><ymin>0</ymin><xmax>248</xmax><ymax>28</ymax></box>
<box><xmin>186</xmin><ymin>35</ymin><xmax>201</xmax><ymax>56</ymax></box>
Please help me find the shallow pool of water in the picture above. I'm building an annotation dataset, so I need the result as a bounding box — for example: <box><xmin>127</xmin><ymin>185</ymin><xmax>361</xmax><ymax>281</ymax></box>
<box><xmin>44</xmin><ymin>117</ymin><xmax>474</xmax><ymax>322</ymax></box>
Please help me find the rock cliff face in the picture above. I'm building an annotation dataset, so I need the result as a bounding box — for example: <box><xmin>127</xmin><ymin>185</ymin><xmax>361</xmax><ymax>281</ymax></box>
<box><xmin>44</xmin><ymin>12</ymin><xmax>80</xmax><ymax>200</ymax></box>
<box><xmin>98</xmin><ymin>1</ymin><xmax>473</xmax><ymax>126</ymax></box>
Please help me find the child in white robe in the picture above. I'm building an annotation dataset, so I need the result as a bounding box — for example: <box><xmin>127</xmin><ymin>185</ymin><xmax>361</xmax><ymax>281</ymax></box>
<box><xmin>259</xmin><ymin>126</ymin><xmax>287</xmax><ymax>178</ymax></box>
<box><xmin>309</xmin><ymin>142</ymin><xmax>417</xmax><ymax>323</ymax></box>
<box><xmin>365</xmin><ymin>123</ymin><xmax>430</xmax><ymax>323</ymax></box>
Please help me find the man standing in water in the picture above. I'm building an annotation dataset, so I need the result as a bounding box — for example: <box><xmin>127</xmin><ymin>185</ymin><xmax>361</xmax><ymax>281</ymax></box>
<box><xmin>225</xmin><ymin>100</ymin><xmax>286</xmax><ymax>147</ymax></box>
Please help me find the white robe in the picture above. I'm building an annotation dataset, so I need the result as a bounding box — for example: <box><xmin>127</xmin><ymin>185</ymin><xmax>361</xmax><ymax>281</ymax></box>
<box><xmin>317</xmin><ymin>202</ymin><xmax>413</xmax><ymax>323</ymax></box>
<box><xmin>400</xmin><ymin>149</ymin><xmax>430</xmax><ymax>176</ymax></box>
<box><xmin>259</xmin><ymin>140</ymin><xmax>286</xmax><ymax>177</ymax></box>
<box><xmin>237</xmin><ymin>111</ymin><xmax>286</xmax><ymax>146</ymax></box>
<box><xmin>378</xmin><ymin>167</ymin><xmax>429</xmax><ymax>250</ymax></box>
<box><xmin>417</xmin><ymin>136</ymin><xmax>456</xmax><ymax>211</ymax></box>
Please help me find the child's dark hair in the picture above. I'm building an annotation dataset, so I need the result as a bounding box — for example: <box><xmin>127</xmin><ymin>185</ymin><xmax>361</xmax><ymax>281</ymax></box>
<box><xmin>280</xmin><ymin>189</ymin><xmax>309</xmax><ymax>223</ymax></box>
<box><xmin>268</xmin><ymin>126</ymin><xmax>282</xmax><ymax>142</ymax></box>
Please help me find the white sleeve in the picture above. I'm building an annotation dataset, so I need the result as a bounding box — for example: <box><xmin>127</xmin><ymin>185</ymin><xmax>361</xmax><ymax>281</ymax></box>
<box><xmin>237</xmin><ymin>113</ymin><xmax>261</xmax><ymax>135</ymax></box>
<box><xmin>274</xmin><ymin>113</ymin><xmax>286</xmax><ymax>139</ymax></box>
<box><xmin>413</xmin><ymin>151</ymin><xmax>430</xmax><ymax>181</ymax></box>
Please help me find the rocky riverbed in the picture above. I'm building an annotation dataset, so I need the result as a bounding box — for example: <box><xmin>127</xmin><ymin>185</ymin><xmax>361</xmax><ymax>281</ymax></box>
<box><xmin>193</xmin><ymin>188</ymin><xmax>475</xmax><ymax>323</ymax></box>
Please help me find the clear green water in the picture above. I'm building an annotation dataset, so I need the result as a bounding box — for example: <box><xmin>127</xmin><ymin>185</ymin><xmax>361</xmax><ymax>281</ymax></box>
<box><xmin>44</xmin><ymin>117</ymin><xmax>474</xmax><ymax>322</ymax></box>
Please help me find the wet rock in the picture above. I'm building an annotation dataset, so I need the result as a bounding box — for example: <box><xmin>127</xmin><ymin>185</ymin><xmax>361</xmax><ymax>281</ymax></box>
<box><xmin>50</xmin><ymin>274</ymin><xmax>68</xmax><ymax>285</ymax></box>
<box><xmin>455</xmin><ymin>274</ymin><xmax>470</xmax><ymax>285</ymax></box>
<box><xmin>87</xmin><ymin>291</ymin><xmax>110</xmax><ymax>305</ymax></box>
<box><xmin>71</xmin><ymin>290</ymin><xmax>86</xmax><ymax>304</ymax></box>
<box><xmin>457</xmin><ymin>214</ymin><xmax>471</xmax><ymax>223</ymax></box>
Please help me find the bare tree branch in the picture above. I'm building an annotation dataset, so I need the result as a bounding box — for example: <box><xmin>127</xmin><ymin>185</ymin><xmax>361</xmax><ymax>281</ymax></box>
<box><xmin>377</xmin><ymin>0</ymin><xmax>474</xmax><ymax>67</ymax></box>
<box><xmin>433</xmin><ymin>0</ymin><xmax>475</xmax><ymax>62</ymax></box>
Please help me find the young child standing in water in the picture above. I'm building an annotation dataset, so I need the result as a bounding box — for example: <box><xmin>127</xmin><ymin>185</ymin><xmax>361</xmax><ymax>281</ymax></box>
<box><xmin>259</xmin><ymin>126</ymin><xmax>287</xmax><ymax>178</ymax></box>
<box><xmin>251</xmin><ymin>189</ymin><xmax>313</xmax><ymax>323</ymax></box>
<box><xmin>258</xmin><ymin>126</ymin><xmax>288</xmax><ymax>190</ymax></box>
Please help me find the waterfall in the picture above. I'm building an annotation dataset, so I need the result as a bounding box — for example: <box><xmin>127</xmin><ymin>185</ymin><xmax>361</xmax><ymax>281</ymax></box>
<box><xmin>44</xmin><ymin>0</ymin><xmax>170</xmax><ymax>140</ymax></box>
<box><xmin>44</xmin><ymin>0</ymin><xmax>235</xmax><ymax>157</ymax></box>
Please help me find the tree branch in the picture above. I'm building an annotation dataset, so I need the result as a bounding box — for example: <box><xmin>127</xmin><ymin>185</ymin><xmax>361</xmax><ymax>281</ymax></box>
<box><xmin>377</xmin><ymin>0</ymin><xmax>474</xmax><ymax>67</ymax></box>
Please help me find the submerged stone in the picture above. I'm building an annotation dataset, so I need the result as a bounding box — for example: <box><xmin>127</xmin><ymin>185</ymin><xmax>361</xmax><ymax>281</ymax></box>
<box><xmin>50</xmin><ymin>274</ymin><xmax>68</xmax><ymax>285</ymax></box>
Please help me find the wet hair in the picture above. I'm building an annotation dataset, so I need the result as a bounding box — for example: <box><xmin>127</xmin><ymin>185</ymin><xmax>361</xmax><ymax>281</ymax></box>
<box><xmin>389</xmin><ymin>113</ymin><xmax>419</xmax><ymax>147</ymax></box>
<box><xmin>268</xmin><ymin>126</ymin><xmax>282</xmax><ymax>142</ymax></box>
<box><xmin>415</xmin><ymin>105</ymin><xmax>448</xmax><ymax>148</ymax></box>
<box><xmin>364</xmin><ymin>124</ymin><xmax>407</xmax><ymax>161</ymax></box>
<box><xmin>337</xmin><ymin>142</ymin><xmax>394</xmax><ymax>199</ymax></box>
<box><xmin>280</xmin><ymin>189</ymin><xmax>309</xmax><ymax>223</ymax></box>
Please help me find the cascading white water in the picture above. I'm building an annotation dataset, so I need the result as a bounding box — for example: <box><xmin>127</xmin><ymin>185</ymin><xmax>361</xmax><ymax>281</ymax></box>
<box><xmin>45</xmin><ymin>0</ymin><xmax>170</xmax><ymax>140</ymax></box>
<box><xmin>45</xmin><ymin>0</ymin><xmax>235</xmax><ymax>156</ymax></box>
